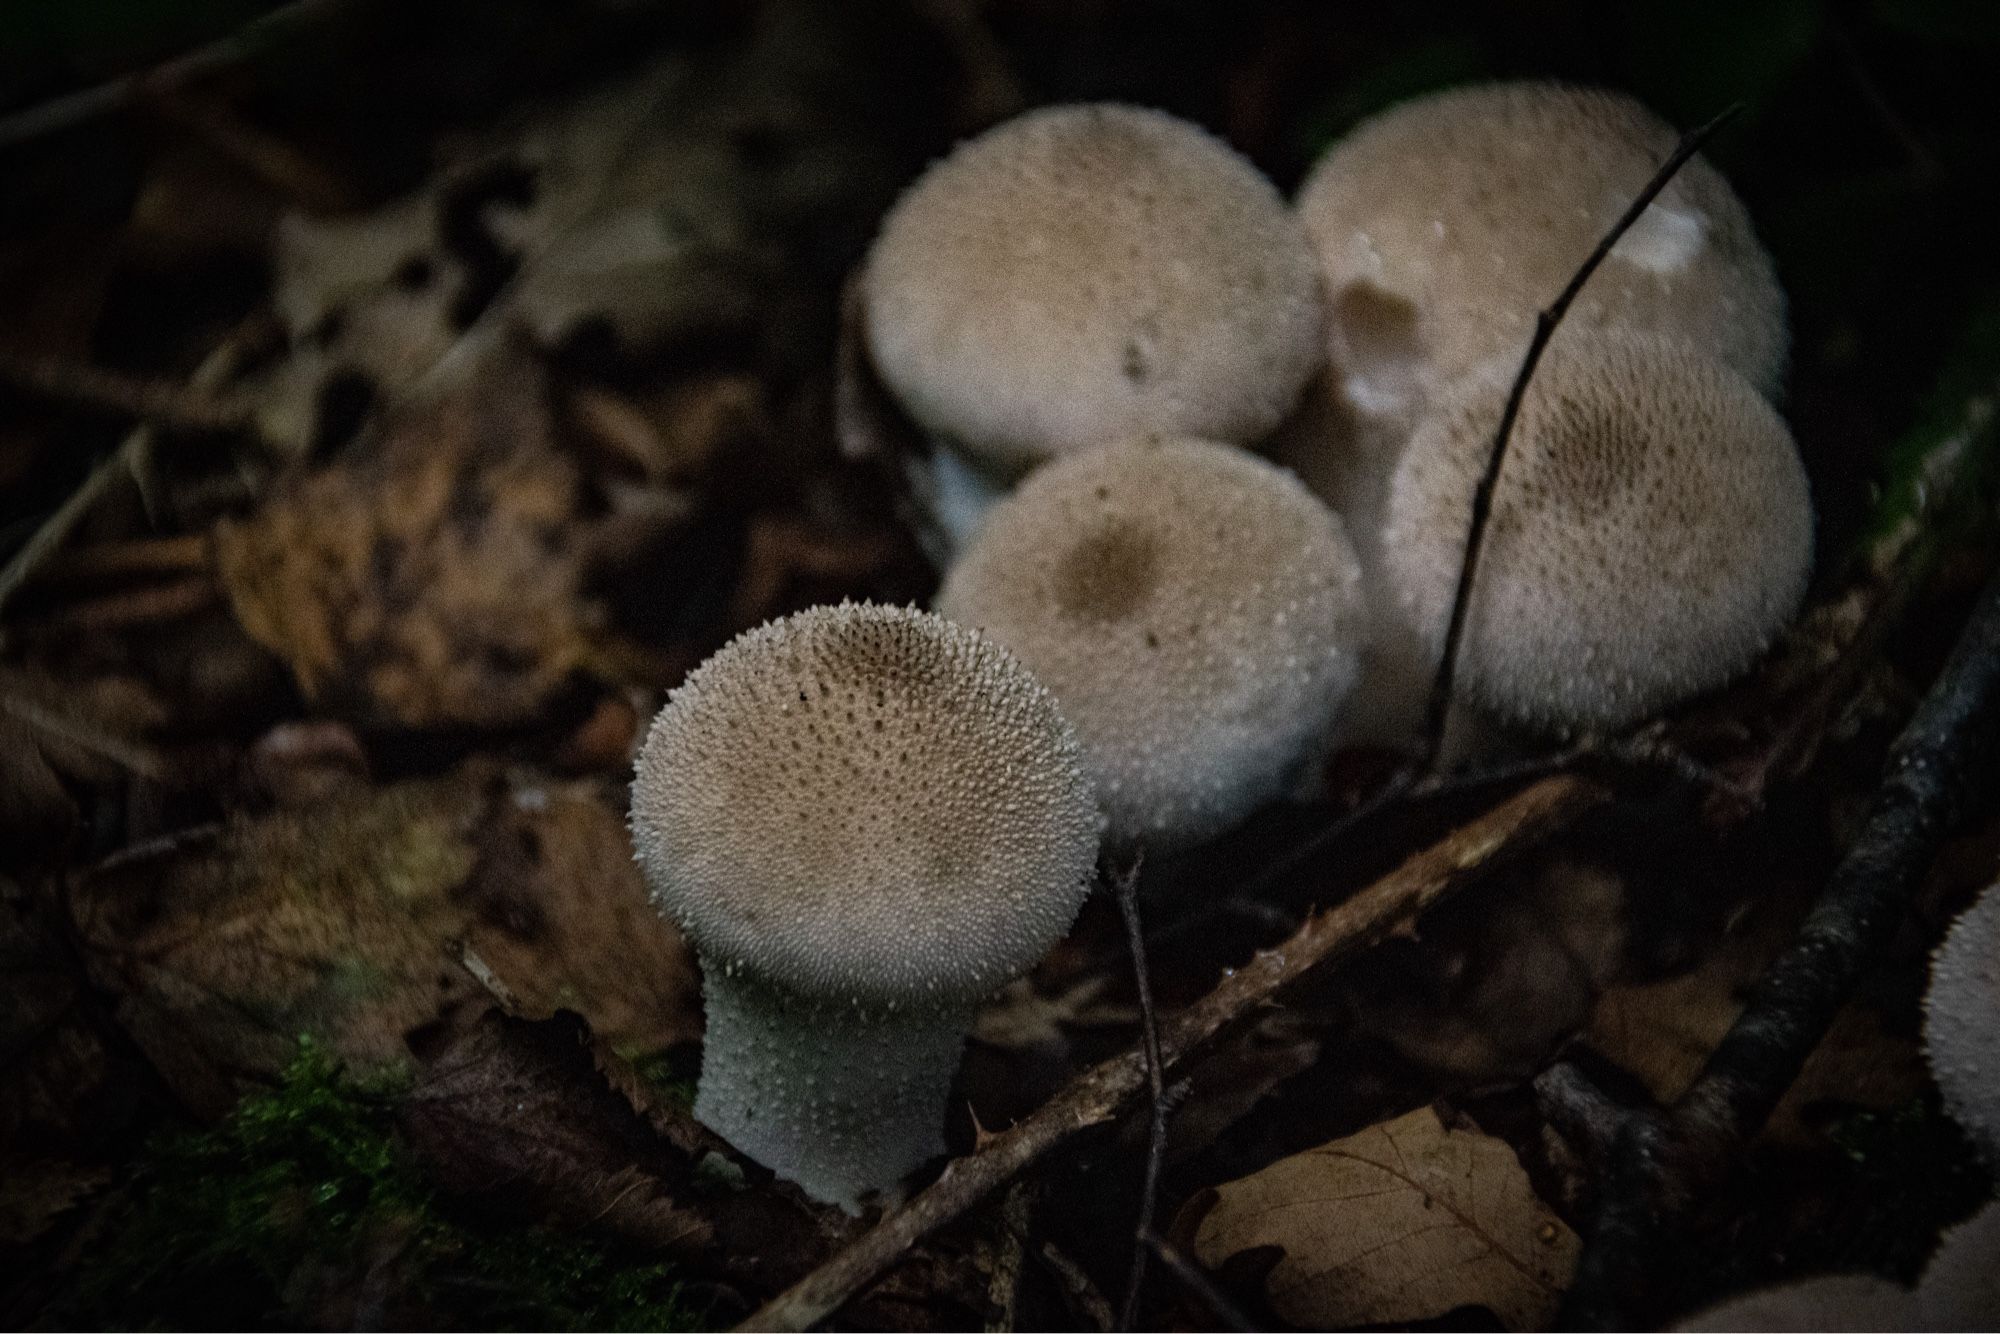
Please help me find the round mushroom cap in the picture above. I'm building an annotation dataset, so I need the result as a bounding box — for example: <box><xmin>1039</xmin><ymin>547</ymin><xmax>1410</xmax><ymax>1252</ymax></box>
<box><xmin>631</xmin><ymin>602</ymin><xmax>1100</xmax><ymax>1008</ymax></box>
<box><xmin>1674</xmin><ymin>1273</ymin><xmax>1917</xmax><ymax>1332</ymax></box>
<box><xmin>1296</xmin><ymin>81</ymin><xmax>1787</xmax><ymax>423</ymax></box>
<box><xmin>863</xmin><ymin>103</ymin><xmax>1325</xmax><ymax>476</ymax></box>
<box><xmin>937</xmin><ymin>438</ymin><xmax>1367</xmax><ymax>849</ymax></box>
<box><xmin>1916</xmin><ymin>1200</ymin><xmax>2000</xmax><ymax>1326</ymax></box>
<box><xmin>1381</xmin><ymin>332</ymin><xmax>1812</xmax><ymax>734</ymax></box>
<box><xmin>1924</xmin><ymin>882</ymin><xmax>2000</xmax><ymax>1165</ymax></box>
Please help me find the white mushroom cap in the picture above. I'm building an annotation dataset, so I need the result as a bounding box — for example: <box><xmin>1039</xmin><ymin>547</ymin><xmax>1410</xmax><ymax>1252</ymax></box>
<box><xmin>1675</xmin><ymin>1202</ymin><xmax>2000</xmax><ymax>1331</ymax></box>
<box><xmin>937</xmin><ymin>437</ymin><xmax>1367</xmax><ymax>849</ymax></box>
<box><xmin>1675</xmin><ymin>1273</ymin><xmax>1918</xmax><ymax>1331</ymax></box>
<box><xmin>1380</xmin><ymin>332</ymin><xmax>1813</xmax><ymax>735</ymax></box>
<box><xmin>1924</xmin><ymin>882</ymin><xmax>2000</xmax><ymax>1166</ymax></box>
<box><xmin>863</xmin><ymin>103</ymin><xmax>1325</xmax><ymax>477</ymax></box>
<box><xmin>1296</xmin><ymin>81</ymin><xmax>1787</xmax><ymax>428</ymax></box>
<box><xmin>632</xmin><ymin>601</ymin><xmax>1099</xmax><ymax>1008</ymax></box>
<box><xmin>1916</xmin><ymin>1200</ymin><xmax>2000</xmax><ymax>1327</ymax></box>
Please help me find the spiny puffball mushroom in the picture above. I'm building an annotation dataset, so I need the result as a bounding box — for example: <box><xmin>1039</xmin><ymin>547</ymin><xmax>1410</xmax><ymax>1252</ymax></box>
<box><xmin>1674</xmin><ymin>1272</ymin><xmax>1920</xmax><ymax>1332</ymax></box>
<box><xmin>937</xmin><ymin>437</ymin><xmax>1367</xmax><ymax>850</ymax></box>
<box><xmin>1914</xmin><ymin>1199</ymin><xmax>2000</xmax><ymax>1326</ymax></box>
<box><xmin>1295</xmin><ymin>80</ymin><xmax>1787</xmax><ymax>433</ymax></box>
<box><xmin>629</xmin><ymin>602</ymin><xmax>1099</xmax><ymax>1211</ymax></box>
<box><xmin>863</xmin><ymin>103</ymin><xmax>1325</xmax><ymax>484</ymax></box>
<box><xmin>1380</xmin><ymin>332</ymin><xmax>1812</xmax><ymax>736</ymax></box>
<box><xmin>1674</xmin><ymin>1202</ymin><xmax>2000</xmax><ymax>1330</ymax></box>
<box><xmin>1924</xmin><ymin>879</ymin><xmax>2000</xmax><ymax>1166</ymax></box>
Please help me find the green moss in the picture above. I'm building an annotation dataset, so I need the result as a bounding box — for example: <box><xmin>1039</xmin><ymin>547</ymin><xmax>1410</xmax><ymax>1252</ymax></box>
<box><xmin>40</xmin><ymin>1039</ymin><xmax>709</xmax><ymax>1331</ymax></box>
<box><xmin>628</xmin><ymin>1047</ymin><xmax>700</xmax><ymax>1112</ymax></box>
<box><xmin>1860</xmin><ymin>302</ymin><xmax>2000</xmax><ymax>563</ymax></box>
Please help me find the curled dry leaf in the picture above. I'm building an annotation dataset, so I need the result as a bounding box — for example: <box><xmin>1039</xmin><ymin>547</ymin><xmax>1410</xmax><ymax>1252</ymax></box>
<box><xmin>70</xmin><ymin>779</ymin><xmax>488</xmax><ymax>1116</ymax></box>
<box><xmin>1189</xmin><ymin>1104</ymin><xmax>1580</xmax><ymax>1331</ymax></box>
<box><xmin>0</xmin><ymin>1156</ymin><xmax>111</xmax><ymax>1246</ymax></box>
<box><xmin>213</xmin><ymin>350</ymin><xmax>601</xmax><ymax>730</ymax></box>
<box><xmin>67</xmin><ymin>765</ymin><xmax>700</xmax><ymax>1116</ymax></box>
<box><xmin>460</xmin><ymin>778</ymin><xmax>702</xmax><ymax>1054</ymax></box>
<box><xmin>398</xmin><ymin>1012</ymin><xmax>715</xmax><ymax>1256</ymax></box>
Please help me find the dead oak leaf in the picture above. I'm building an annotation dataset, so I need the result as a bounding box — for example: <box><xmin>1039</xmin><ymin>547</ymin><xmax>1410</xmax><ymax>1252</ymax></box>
<box><xmin>214</xmin><ymin>349</ymin><xmax>599</xmax><ymax>730</ymax></box>
<box><xmin>460</xmin><ymin>778</ymin><xmax>702</xmax><ymax>1054</ymax></box>
<box><xmin>70</xmin><ymin>778</ymin><xmax>488</xmax><ymax>1116</ymax></box>
<box><xmin>1191</xmin><ymin>1104</ymin><xmax>1579</xmax><ymax>1331</ymax></box>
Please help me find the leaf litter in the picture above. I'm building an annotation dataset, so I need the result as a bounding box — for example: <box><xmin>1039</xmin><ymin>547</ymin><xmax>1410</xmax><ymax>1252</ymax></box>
<box><xmin>3</xmin><ymin>1</ymin><xmax>1999</xmax><ymax>1328</ymax></box>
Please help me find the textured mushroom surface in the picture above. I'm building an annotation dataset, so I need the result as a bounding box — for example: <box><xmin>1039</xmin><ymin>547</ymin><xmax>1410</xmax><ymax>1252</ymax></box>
<box><xmin>631</xmin><ymin>602</ymin><xmax>1099</xmax><ymax>1208</ymax></box>
<box><xmin>938</xmin><ymin>438</ymin><xmax>1366</xmax><ymax>849</ymax></box>
<box><xmin>633</xmin><ymin>601</ymin><xmax>1099</xmax><ymax>1007</ymax></box>
<box><xmin>1381</xmin><ymin>333</ymin><xmax>1812</xmax><ymax>734</ymax></box>
<box><xmin>1674</xmin><ymin>1273</ymin><xmax>1918</xmax><ymax>1332</ymax></box>
<box><xmin>863</xmin><ymin>103</ymin><xmax>1324</xmax><ymax>476</ymax></box>
<box><xmin>1925</xmin><ymin>883</ymin><xmax>2000</xmax><ymax>1166</ymax></box>
<box><xmin>1296</xmin><ymin>81</ymin><xmax>1786</xmax><ymax>428</ymax></box>
<box><xmin>1915</xmin><ymin>1200</ymin><xmax>2000</xmax><ymax>1326</ymax></box>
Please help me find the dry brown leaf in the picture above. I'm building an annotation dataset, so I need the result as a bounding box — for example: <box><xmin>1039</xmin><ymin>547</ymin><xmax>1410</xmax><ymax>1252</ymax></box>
<box><xmin>0</xmin><ymin>891</ymin><xmax>134</xmax><ymax>1158</ymax></box>
<box><xmin>70</xmin><ymin>777</ymin><xmax>489</xmax><ymax>1115</ymax></box>
<box><xmin>0</xmin><ymin>1155</ymin><xmax>111</xmax><ymax>1246</ymax></box>
<box><xmin>398</xmin><ymin>1012</ymin><xmax>715</xmax><ymax>1255</ymax></box>
<box><xmin>1191</xmin><ymin>1104</ymin><xmax>1580</xmax><ymax>1331</ymax></box>
<box><xmin>1586</xmin><ymin>893</ymin><xmax>1922</xmax><ymax>1145</ymax></box>
<box><xmin>214</xmin><ymin>349</ymin><xmax>601</xmax><ymax>730</ymax></box>
<box><xmin>66</xmin><ymin>764</ymin><xmax>701</xmax><ymax>1116</ymax></box>
<box><xmin>460</xmin><ymin>778</ymin><xmax>702</xmax><ymax>1054</ymax></box>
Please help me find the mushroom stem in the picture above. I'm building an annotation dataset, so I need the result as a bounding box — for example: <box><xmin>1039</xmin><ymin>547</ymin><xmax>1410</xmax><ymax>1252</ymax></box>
<box><xmin>697</xmin><ymin>971</ymin><xmax>972</xmax><ymax>1213</ymax></box>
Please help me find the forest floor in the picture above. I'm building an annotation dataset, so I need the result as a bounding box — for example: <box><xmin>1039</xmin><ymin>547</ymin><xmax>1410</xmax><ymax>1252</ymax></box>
<box><xmin>3</xmin><ymin>1</ymin><xmax>1999</xmax><ymax>1329</ymax></box>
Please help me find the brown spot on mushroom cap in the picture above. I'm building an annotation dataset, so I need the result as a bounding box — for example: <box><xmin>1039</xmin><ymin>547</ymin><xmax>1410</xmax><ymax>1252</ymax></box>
<box><xmin>863</xmin><ymin>103</ymin><xmax>1325</xmax><ymax>476</ymax></box>
<box><xmin>1381</xmin><ymin>332</ymin><xmax>1812</xmax><ymax>734</ymax></box>
<box><xmin>938</xmin><ymin>438</ymin><xmax>1367</xmax><ymax>849</ymax></box>
<box><xmin>1052</xmin><ymin>520</ymin><xmax>1160</xmax><ymax>622</ymax></box>
<box><xmin>630</xmin><ymin>602</ymin><xmax>1099</xmax><ymax>1007</ymax></box>
<box><xmin>1924</xmin><ymin>883</ymin><xmax>2000</xmax><ymax>1167</ymax></box>
<box><xmin>1296</xmin><ymin>81</ymin><xmax>1787</xmax><ymax>424</ymax></box>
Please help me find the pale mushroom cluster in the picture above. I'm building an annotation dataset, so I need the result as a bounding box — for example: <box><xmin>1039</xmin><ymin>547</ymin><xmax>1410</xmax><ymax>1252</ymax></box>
<box><xmin>631</xmin><ymin>84</ymin><xmax>1824</xmax><ymax>1208</ymax></box>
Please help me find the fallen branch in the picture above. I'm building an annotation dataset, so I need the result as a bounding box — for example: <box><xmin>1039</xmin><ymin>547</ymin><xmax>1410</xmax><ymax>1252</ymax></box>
<box><xmin>1559</xmin><ymin>560</ymin><xmax>2000</xmax><ymax>1328</ymax></box>
<box><xmin>739</xmin><ymin>772</ymin><xmax>1608</xmax><ymax>1331</ymax></box>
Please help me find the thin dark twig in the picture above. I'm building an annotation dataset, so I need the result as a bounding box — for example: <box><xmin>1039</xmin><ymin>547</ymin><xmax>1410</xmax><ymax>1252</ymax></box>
<box><xmin>1111</xmin><ymin>852</ymin><xmax>1166</xmax><ymax>1331</ymax></box>
<box><xmin>1418</xmin><ymin>103</ymin><xmax>1744</xmax><ymax>773</ymax></box>
<box><xmin>1140</xmin><ymin>1229</ymin><xmax>1257</xmax><ymax>1333</ymax></box>
<box><xmin>1561</xmin><ymin>562</ymin><xmax>2000</xmax><ymax>1328</ymax></box>
<box><xmin>0</xmin><ymin>0</ymin><xmax>341</xmax><ymax>151</ymax></box>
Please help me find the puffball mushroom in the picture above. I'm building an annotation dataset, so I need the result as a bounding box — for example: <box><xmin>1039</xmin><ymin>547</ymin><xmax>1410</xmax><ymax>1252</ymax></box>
<box><xmin>937</xmin><ymin>437</ymin><xmax>1367</xmax><ymax>850</ymax></box>
<box><xmin>1381</xmin><ymin>332</ymin><xmax>1813</xmax><ymax>736</ymax></box>
<box><xmin>1675</xmin><ymin>1273</ymin><xmax>1919</xmax><ymax>1332</ymax></box>
<box><xmin>862</xmin><ymin>103</ymin><xmax>1324</xmax><ymax>526</ymax></box>
<box><xmin>1915</xmin><ymin>1199</ymin><xmax>2000</xmax><ymax>1326</ymax></box>
<box><xmin>1924</xmin><ymin>880</ymin><xmax>2000</xmax><ymax>1166</ymax></box>
<box><xmin>629</xmin><ymin>602</ymin><xmax>1099</xmax><ymax>1211</ymax></box>
<box><xmin>1295</xmin><ymin>79</ymin><xmax>1787</xmax><ymax>433</ymax></box>
<box><xmin>1674</xmin><ymin>1203</ymin><xmax>2000</xmax><ymax>1330</ymax></box>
